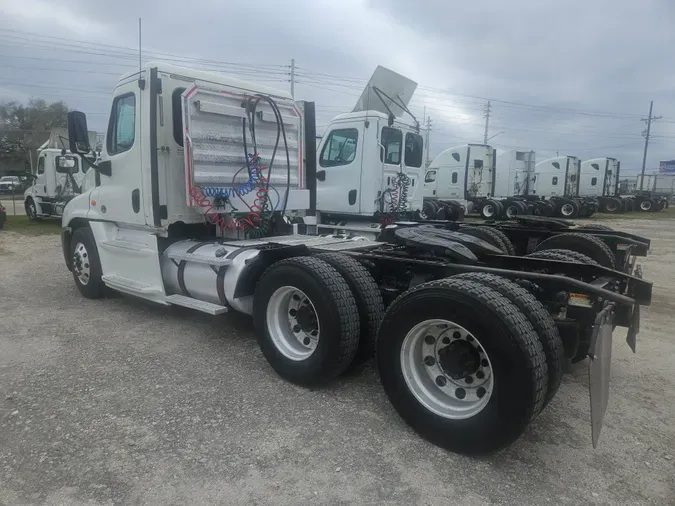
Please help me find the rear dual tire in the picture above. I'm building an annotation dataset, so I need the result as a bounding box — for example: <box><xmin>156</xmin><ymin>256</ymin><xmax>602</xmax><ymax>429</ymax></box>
<box><xmin>377</xmin><ymin>277</ymin><xmax>549</xmax><ymax>455</ymax></box>
<box><xmin>254</xmin><ymin>254</ymin><xmax>384</xmax><ymax>385</ymax></box>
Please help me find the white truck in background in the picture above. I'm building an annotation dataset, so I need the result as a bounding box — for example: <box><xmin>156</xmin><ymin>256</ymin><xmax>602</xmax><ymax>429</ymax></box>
<box><xmin>422</xmin><ymin>149</ymin><xmax>598</xmax><ymax>219</ymax></box>
<box><xmin>422</xmin><ymin>143</ymin><xmax>493</xmax><ymax>220</ymax></box>
<box><xmin>23</xmin><ymin>131</ymin><xmax>98</xmax><ymax>220</ymax></box>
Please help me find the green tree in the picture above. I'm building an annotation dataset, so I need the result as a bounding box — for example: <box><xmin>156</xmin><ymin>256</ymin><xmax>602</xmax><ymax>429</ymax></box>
<box><xmin>0</xmin><ymin>98</ymin><xmax>69</xmax><ymax>174</ymax></box>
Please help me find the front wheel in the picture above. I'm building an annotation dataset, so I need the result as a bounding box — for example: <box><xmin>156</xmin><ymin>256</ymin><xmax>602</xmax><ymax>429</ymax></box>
<box><xmin>377</xmin><ymin>278</ymin><xmax>547</xmax><ymax>454</ymax></box>
<box><xmin>25</xmin><ymin>198</ymin><xmax>41</xmax><ymax>221</ymax></box>
<box><xmin>70</xmin><ymin>226</ymin><xmax>105</xmax><ymax>299</ymax></box>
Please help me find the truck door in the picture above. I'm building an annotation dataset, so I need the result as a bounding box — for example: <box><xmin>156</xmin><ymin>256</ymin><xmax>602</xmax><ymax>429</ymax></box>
<box><xmin>88</xmin><ymin>83</ymin><xmax>147</xmax><ymax>226</ymax></box>
<box><xmin>315</xmin><ymin>126</ymin><xmax>362</xmax><ymax>213</ymax></box>
<box><xmin>34</xmin><ymin>153</ymin><xmax>47</xmax><ymax>198</ymax></box>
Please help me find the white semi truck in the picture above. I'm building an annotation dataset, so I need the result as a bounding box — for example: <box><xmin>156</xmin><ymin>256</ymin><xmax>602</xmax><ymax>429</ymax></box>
<box><xmin>23</xmin><ymin>131</ymin><xmax>98</xmax><ymax>220</ymax></box>
<box><xmin>423</xmin><ymin>149</ymin><xmax>599</xmax><ymax>219</ymax></box>
<box><xmin>59</xmin><ymin>62</ymin><xmax>650</xmax><ymax>455</ymax></box>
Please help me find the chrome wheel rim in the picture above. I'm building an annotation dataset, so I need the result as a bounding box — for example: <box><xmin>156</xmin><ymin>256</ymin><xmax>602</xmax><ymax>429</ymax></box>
<box><xmin>640</xmin><ymin>201</ymin><xmax>651</xmax><ymax>211</ymax></box>
<box><xmin>27</xmin><ymin>202</ymin><xmax>36</xmax><ymax>219</ymax></box>
<box><xmin>561</xmin><ymin>203</ymin><xmax>575</xmax><ymax>216</ymax></box>
<box><xmin>266</xmin><ymin>286</ymin><xmax>320</xmax><ymax>361</ymax></box>
<box><xmin>483</xmin><ymin>204</ymin><xmax>495</xmax><ymax>218</ymax></box>
<box><xmin>401</xmin><ymin>319</ymin><xmax>494</xmax><ymax>419</ymax></box>
<box><xmin>72</xmin><ymin>242</ymin><xmax>91</xmax><ymax>285</ymax></box>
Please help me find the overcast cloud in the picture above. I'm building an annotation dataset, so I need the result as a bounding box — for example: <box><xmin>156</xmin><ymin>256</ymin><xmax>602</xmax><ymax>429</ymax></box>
<box><xmin>1</xmin><ymin>0</ymin><xmax>673</xmax><ymax>172</ymax></box>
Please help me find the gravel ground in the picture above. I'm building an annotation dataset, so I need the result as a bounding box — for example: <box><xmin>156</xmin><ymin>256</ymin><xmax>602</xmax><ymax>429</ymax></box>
<box><xmin>0</xmin><ymin>219</ymin><xmax>674</xmax><ymax>506</ymax></box>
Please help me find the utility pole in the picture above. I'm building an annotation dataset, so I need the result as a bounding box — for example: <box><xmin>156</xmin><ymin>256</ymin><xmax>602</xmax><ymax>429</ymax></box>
<box><xmin>483</xmin><ymin>101</ymin><xmax>491</xmax><ymax>145</ymax></box>
<box><xmin>425</xmin><ymin>115</ymin><xmax>432</xmax><ymax>166</ymax></box>
<box><xmin>639</xmin><ymin>101</ymin><xmax>661</xmax><ymax>190</ymax></box>
<box><xmin>290</xmin><ymin>58</ymin><xmax>295</xmax><ymax>98</ymax></box>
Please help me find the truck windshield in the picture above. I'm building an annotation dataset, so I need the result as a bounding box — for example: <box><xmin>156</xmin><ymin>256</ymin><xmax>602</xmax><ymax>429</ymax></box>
<box><xmin>405</xmin><ymin>133</ymin><xmax>423</xmax><ymax>168</ymax></box>
<box><xmin>319</xmin><ymin>128</ymin><xmax>358</xmax><ymax>167</ymax></box>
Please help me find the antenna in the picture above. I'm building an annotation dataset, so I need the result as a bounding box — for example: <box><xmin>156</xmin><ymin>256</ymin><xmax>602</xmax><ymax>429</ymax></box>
<box><xmin>137</xmin><ymin>18</ymin><xmax>145</xmax><ymax>90</ymax></box>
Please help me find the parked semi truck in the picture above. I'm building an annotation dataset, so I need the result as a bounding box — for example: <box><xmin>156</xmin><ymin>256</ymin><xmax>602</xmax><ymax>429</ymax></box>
<box><xmin>23</xmin><ymin>132</ymin><xmax>98</xmax><ymax>220</ymax></box>
<box><xmin>60</xmin><ymin>62</ymin><xmax>650</xmax><ymax>455</ymax></box>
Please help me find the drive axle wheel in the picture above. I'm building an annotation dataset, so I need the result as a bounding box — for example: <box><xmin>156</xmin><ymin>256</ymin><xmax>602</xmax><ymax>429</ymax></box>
<box><xmin>377</xmin><ymin>278</ymin><xmax>547</xmax><ymax>454</ymax></box>
<box><xmin>253</xmin><ymin>256</ymin><xmax>360</xmax><ymax>386</ymax></box>
<box><xmin>401</xmin><ymin>319</ymin><xmax>494</xmax><ymax>419</ymax></box>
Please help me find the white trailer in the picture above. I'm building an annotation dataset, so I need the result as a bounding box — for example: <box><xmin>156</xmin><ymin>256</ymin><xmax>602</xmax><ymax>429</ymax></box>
<box><xmin>58</xmin><ymin>62</ymin><xmax>650</xmax><ymax>455</ymax></box>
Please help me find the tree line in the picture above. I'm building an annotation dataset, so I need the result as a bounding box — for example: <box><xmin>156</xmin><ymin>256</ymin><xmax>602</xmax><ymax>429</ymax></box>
<box><xmin>0</xmin><ymin>98</ymin><xmax>69</xmax><ymax>175</ymax></box>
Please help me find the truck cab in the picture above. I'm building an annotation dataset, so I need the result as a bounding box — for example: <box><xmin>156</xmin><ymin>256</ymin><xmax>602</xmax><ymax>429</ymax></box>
<box><xmin>579</xmin><ymin>158</ymin><xmax>615</xmax><ymax>197</ymax></box>
<box><xmin>531</xmin><ymin>156</ymin><xmax>579</xmax><ymax>197</ymax></box>
<box><xmin>315</xmin><ymin>111</ymin><xmax>424</xmax><ymax>217</ymax></box>
<box><xmin>423</xmin><ymin>144</ymin><xmax>494</xmax><ymax>206</ymax></box>
<box><xmin>493</xmin><ymin>150</ymin><xmax>535</xmax><ymax>198</ymax></box>
<box><xmin>23</xmin><ymin>144</ymin><xmax>89</xmax><ymax>220</ymax></box>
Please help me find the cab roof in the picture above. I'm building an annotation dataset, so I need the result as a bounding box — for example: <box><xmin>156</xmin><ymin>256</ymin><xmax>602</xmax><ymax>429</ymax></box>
<box><xmin>116</xmin><ymin>62</ymin><xmax>294</xmax><ymax>99</ymax></box>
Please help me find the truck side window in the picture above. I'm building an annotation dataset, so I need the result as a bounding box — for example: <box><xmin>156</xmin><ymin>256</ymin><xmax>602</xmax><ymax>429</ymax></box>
<box><xmin>172</xmin><ymin>87</ymin><xmax>187</xmax><ymax>147</ymax></box>
<box><xmin>552</xmin><ymin>176</ymin><xmax>558</xmax><ymax>185</ymax></box>
<box><xmin>381</xmin><ymin>127</ymin><xmax>402</xmax><ymax>165</ymax></box>
<box><xmin>552</xmin><ymin>162</ymin><xmax>560</xmax><ymax>170</ymax></box>
<box><xmin>319</xmin><ymin>128</ymin><xmax>358</xmax><ymax>167</ymax></box>
<box><xmin>591</xmin><ymin>163</ymin><xmax>600</xmax><ymax>170</ymax></box>
<box><xmin>591</xmin><ymin>177</ymin><xmax>598</xmax><ymax>186</ymax></box>
<box><xmin>404</xmin><ymin>133</ymin><xmax>423</xmax><ymax>168</ymax></box>
<box><xmin>37</xmin><ymin>157</ymin><xmax>45</xmax><ymax>175</ymax></box>
<box><xmin>108</xmin><ymin>93</ymin><xmax>136</xmax><ymax>155</ymax></box>
<box><xmin>425</xmin><ymin>170</ymin><xmax>436</xmax><ymax>183</ymax></box>
<box><xmin>452</xmin><ymin>172</ymin><xmax>458</xmax><ymax>184</ymax></box>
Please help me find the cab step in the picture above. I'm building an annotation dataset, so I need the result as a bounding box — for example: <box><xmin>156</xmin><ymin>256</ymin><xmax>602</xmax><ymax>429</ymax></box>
<box><xmin>165</xmin><ymin>294</ymin><xmax>229</xmax><ymax>315</ymax></box>
<box><xmin>101</xmin><ymin>274</ymin><xmax>163</xmax><ymax>295</ymax></box>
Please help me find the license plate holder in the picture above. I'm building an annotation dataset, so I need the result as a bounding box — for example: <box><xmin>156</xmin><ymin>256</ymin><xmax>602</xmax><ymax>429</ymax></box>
<box><xmin>588</xmin><ymin>303</ymin><xmax>615</xmax><ymax>448</ymax></box>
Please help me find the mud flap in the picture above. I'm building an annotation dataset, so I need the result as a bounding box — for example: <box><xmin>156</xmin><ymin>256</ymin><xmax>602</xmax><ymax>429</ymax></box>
<box><xmin>626</xmin><ymin>265</ymin><xmax>642</xmax><ymax>353</ymax></box>
<box><xmin>588</xmin><ymin>303</ymin><xmax>614</xmax><ymax>448</ymax></box>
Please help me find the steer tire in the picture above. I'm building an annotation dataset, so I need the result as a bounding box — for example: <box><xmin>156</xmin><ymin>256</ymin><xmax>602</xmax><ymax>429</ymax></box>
<box><xmin>527</xmin><ymin>248</ymin><xmax>599</xmax><ymax>265</ymax></box>
<box><xmin>459</xmin><ymin>226</ymin><xmax>509</xmax><ymax>254</ymax></box>
<box><xmin>534</xmin><ymin>232</ymin><xmax>615</xmax><ymax>269</ymax></box>
<box><xmin>315</xmin><ymin>253</ymin><xmax>384</xmax><ymax>366</ymax></box>
<box><xmin>70</xmin><ymin>226</ymin><xmax>105</xmax><ymax>299</ymax></box>
<box><xmin>452</xmin><ymin>273</ymin><xmax>564</xmax><ymax>410</ymax></box>
<box><xmin>377</xmin><ymin>278</ymin><xmax>547</xmax><ymax>455</ymax></box>
<box><xmin>253</xmin><ymin>256</ymin><xmax>360</xmax><ymax>386</ymax></box>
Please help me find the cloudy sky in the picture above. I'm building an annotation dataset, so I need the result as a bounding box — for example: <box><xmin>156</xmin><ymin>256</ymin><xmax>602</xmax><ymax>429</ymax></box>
<box><xmin>1</xmin><ymin>0</ymin><xmax>674</xmax><ymax>173</ymax></box>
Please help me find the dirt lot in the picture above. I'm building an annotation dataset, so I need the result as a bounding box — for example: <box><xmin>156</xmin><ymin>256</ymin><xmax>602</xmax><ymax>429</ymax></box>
<box><xmin>0</xmin><ymin>219</ymin><xmax>674</xmax><ymax>505</ymax></box>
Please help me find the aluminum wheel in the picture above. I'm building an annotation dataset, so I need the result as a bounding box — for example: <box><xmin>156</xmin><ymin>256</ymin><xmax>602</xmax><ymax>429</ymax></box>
<box><xmin>505</xmin><ymin>205</ymin><xmax>518</xmax><ymax>218</ymax></box>
<box><xmin>400</xmin><ymin>319</ymin><xmax>494</xmax><ymax>419</ymax></box>
<box><xmin>482</xmin><ymin>204</ymin><xmax>495</xmax><ymax>218</ymax></box>
<box><xmin>640</xmin><ymin>200</ymin><xmax>652</xmax><ymax>211</ymax></box>
<box><xmin>72</xmin><ymin>242</ymin><xmax>91</xmax><ymax>285</ymax></box>
<box><xmin>26</xmin><ymin>200</ymin><xmax>38</xmax><ymax>220</ymax></box>
<box><xmin>266</xmin><ymin>286</ymin><xmax>320</xmax><ymax>361</ymax></box>
<box><xmin>560</xmin><ymin>203</ymin><xmax>575</xmax><ymax>217</ymax></box>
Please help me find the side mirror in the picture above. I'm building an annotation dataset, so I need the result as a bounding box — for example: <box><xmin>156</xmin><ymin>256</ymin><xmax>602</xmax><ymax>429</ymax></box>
<box><xmin>56</xmin><ymin>156</ymin><xmax>78</xmax><ymax>174</ymax></box>
<box><xmin>67</xmin><ymin>111</ymin><xmax>91</xmax><ymax>155</ymax></box>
